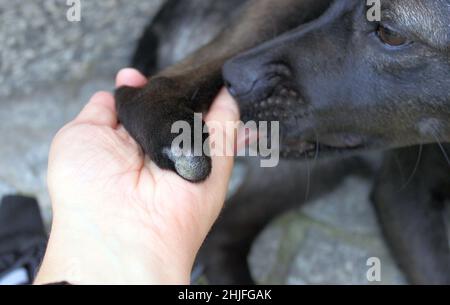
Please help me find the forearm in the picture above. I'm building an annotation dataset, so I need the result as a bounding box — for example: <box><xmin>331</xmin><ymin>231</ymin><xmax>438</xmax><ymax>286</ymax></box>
<box><xmin>34</xmin><ymin>211</ymin><xmax>191</xmax><ymax>285</ymax></box>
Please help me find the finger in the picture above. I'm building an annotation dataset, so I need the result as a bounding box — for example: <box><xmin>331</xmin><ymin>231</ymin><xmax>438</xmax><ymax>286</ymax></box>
<box><xmin>204</xmin><ymin>88</ymin><xmax>240</xmax><ymax>192</ymax></box>
<box><xmin>115</xmin><ymin>68</ymin><xmax>148</xmax><ymax>88</ymax></box>
<box><xmin>74</xmin><ymin>91</ymin><xmax>118</xmax><ymax>127</ymax></box>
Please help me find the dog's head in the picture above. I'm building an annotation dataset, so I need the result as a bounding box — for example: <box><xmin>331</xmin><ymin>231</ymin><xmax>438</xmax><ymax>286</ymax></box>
<box><xmin>223</xmin><ymin>0</ymin><xmax>450</xmax><ymax>158</ymax></box>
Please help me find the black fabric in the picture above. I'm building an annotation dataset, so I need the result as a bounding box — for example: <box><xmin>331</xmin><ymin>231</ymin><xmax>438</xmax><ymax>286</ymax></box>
<box><xmin>0</xmin><ymin>195</ymin><xmax>48</xmax><ymax>284</ymax></box>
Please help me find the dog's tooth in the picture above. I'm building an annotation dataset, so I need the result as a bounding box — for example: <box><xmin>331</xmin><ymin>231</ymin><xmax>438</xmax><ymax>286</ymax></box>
<box><xmin>260</xmin><ymin>100</ymin><xmax>267</xmax><ymax>108</ymax></box>
<box><xmin>280</xmin><ymin>88</ymin><xmax>288</xmax><ymax>96</ymax></box>
<box><xmin>268</xmin><ymin>97</ymin><xmax>275</xmax><ymax>105</ymax></box>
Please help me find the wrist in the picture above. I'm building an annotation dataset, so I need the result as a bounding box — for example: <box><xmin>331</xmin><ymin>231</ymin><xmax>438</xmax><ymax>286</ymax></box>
<box><xmin>35</xmin><ymin>207</ymin><xmax>191</xmax><ymax>285</ymax></box>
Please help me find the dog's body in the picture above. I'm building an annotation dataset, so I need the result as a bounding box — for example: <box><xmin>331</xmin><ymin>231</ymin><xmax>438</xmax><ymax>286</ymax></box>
<box><xmin>116</xmin><ymin>0</ymin><xmax>450</xmax><ymax>284</ymax></box>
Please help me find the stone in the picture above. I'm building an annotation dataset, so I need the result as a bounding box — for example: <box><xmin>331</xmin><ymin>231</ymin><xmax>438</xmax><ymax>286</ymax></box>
<box><xmin>0</xmin><ymin>0</ymin><xmax>165</xmax><ymax>225</ymax></box>
<box><xmin>0</xmin><ymin>0</ymin><xmax>165</xmax><ymax>98</ymax></box>
<box><xmin>301</xmin><ymin>177</ymin><xmax>380</xmax><ymax>235</ymax></box>
<box><xmin>249</xmin><ymin>176</ymin><xmax>409</xmax><ymax>285</ymax></box>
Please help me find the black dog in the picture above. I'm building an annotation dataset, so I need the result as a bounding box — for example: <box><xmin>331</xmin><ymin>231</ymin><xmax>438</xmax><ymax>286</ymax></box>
<box><xmin>116</xmin><ymin>0</ymin><xmax>450</xmax><ymax>284</ymax></box>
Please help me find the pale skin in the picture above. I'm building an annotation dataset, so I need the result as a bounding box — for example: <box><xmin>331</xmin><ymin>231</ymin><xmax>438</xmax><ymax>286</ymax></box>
<box><xmin>34</xmin><ymin>68</ymin><xmax>240</xmax><ymax>284</ymax></box>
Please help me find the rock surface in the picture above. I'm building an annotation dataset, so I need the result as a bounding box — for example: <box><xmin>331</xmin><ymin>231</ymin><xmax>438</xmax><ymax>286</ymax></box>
<box><xmin>248</xmin><ymin>177</ymin><xmax>409</xmax><ymax>285</ymax></box>
<box><xmin>0</xmin><ymin>0</ymin><xmax>164</xmax><ymax>224</ymax></box>
<box><xmin>0</xmin><ymin>0</ymin><xmax>164</xmax><ymax>97</ymax></box>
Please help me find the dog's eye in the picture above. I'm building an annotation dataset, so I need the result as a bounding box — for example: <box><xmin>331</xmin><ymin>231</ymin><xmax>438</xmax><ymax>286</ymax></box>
<box><xmin>377</xmin><ymin>25</ymin><xmax>409</xmax><ymax>47</ymax></box>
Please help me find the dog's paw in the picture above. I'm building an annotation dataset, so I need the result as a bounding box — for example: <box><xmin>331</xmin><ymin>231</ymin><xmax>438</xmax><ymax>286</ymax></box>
<box><xmin>115</xmin><ymin>78</ymin><xmax>212</xmax><ymax>182</ymax></box>
<box><xmin>162</xmin><ymin>145</ymin><xmax>211</xmax><ymax>183</ymax></box>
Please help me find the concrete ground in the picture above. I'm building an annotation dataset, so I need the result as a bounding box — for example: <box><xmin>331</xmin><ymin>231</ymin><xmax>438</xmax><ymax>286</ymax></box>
<box><xmin>0</xmin><ymin>0</ymin><xmax>447</xmax><ymax>285</ymax></box>
<box><xmin>0</xmin><ymin>0</ymin><xmax>165</xmax><ymax>222</ymax></box>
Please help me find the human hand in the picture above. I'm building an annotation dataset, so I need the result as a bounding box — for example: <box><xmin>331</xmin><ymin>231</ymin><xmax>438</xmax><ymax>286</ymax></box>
<box><xmin>35</xmin><ymin>68</ymin><xmax>240</xmax><ymax>284</ymax></box>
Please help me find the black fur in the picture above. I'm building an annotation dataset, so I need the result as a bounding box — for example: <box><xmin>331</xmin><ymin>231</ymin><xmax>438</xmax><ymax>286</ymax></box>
<box><xmin>117</xmin><ymin>0</ymin><xmax>450</xmax><ymax>284</ymax></box>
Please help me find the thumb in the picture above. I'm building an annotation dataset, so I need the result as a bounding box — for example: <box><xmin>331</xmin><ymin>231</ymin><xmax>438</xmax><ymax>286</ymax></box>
<box><xmin>73</xmin><ymin>91</ymin><xmax>118</xmax><ymax>127</ymax></box>
<box><xmin>204</xmin><ymin>88</ymin><xmax>240</xmax><ymax>191</ymax></box>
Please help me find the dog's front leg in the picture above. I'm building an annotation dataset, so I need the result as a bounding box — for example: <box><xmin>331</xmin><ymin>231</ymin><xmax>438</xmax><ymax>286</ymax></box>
<box><xmin>115</xmin><ymin>0</ymin><xmax>331</xmax><ymax>182</ymax></box>
<box><xmin>371</xmin><ymin>145</ymin><xmax>450</xmax><ymax>285</ymax></box>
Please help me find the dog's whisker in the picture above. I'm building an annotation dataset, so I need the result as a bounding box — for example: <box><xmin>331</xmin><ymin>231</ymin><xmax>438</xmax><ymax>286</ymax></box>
<box><xmin>435</xmin><ymin>138</ymin><xmax>450</xmax><ymax>168</ymax></box>
<box><xmin>429</xmin><ymin>130</ymin><xmax>450</xmax><ymax>168</ymax></box>
<box><xmin>400</xmin><ymin>144</ymin><xmax>423</xmax><ymax>191</ymax></box>
<box><xmin>393</xmin><ymin>153</ymin><xmax>406</xmax><ymax>185</ymax></box>
<box><xmin>312</xmin><ymin>128</ymin><xmax>320</xmax><ymax>168</ymax></box>
<box><xmin>304</xmin><ymin>152</ymin><xmax>311</xmax><ymax>203</ymax></box>
<box><xmin>190</xmin><ymin>87</ymin><xmax>200</xmax><ymax>102</ymax></box>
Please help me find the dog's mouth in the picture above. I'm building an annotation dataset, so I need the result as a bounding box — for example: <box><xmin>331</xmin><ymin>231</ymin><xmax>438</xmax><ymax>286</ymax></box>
<box><xmin>240</xmin><ymin>85</ymin><xmax>308</xmax><ymax>122</ymax></box>
<box><xmin>279</xmin><ymin>134</ymin><xmax>367</xmax><ymax>159</ymax></box>
<box><xmin>238</xmin><ymin>126</ymin><xmax>367</xmax><ymax>159</ymax></box>
<box><xmin>237</xmin><ymin>83</ymin><xmax>367</xmax><ymax>159</ymax></box>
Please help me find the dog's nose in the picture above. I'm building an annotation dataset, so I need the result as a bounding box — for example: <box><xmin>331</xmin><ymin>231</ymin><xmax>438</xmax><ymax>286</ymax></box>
<box><xmin>223</xmin><ymin>57</ymin><xmax>261</xmax><ymax>98</ymax></box>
